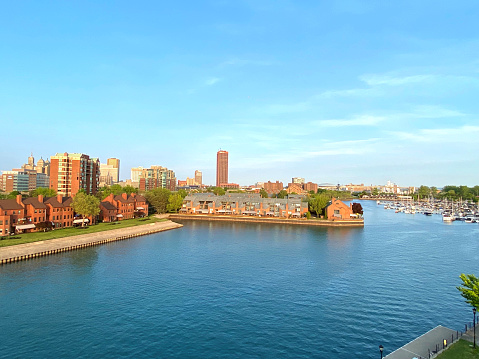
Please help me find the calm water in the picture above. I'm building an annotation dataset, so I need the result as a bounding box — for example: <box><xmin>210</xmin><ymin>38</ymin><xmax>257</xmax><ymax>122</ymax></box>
<box><xmin>0</xmin><ymin>201</ymin><xmax>478</xmax><ymax>358</ymax></box>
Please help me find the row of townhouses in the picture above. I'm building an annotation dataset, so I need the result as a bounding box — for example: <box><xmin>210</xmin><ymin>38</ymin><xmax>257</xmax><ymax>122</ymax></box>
<box><xmin>180</xmin><ymin>193</ymin><xmax>309</xmax><ymax>218</ymax></box>
<box><xmin>0</xmin><ymin>193</ymin><xmax>148</xmax><ymax>236</ymax></box>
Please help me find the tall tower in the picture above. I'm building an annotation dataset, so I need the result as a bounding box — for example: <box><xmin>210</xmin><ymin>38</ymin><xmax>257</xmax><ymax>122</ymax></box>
<box><xmin>216</xmin><ymin>150</ymin><xmax>228</xmax><ymax>187</ymax></box>
<box><xmin>107</xmin><ymin>158</ymin><xmax>120</xmax><ymax>183</ymax></box>
<box><xmin>195</xmin><ymin>170</ymin><xmax>202</xmax><ymax>186</ymax></box>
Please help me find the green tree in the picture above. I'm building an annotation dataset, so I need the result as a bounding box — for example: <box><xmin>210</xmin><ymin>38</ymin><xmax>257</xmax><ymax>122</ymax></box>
<box><xmin>30</xmin><ymin>187</ymin><xmax>57</xmax><ymax>197</ymax></box>
<box><xmin>371</xmin><ymin>188</ymin><xmax>379</xmax><ymax>196</ymax></box>
<box><xmin>177</xmin><ymin>189</ymin><xmax>188</xmax><ymax>199</ymax></box>
<box><xmin>167</xmin><ymin>193</ymin><xmax>184</xmax><ymax>213</ymax></box>
<box><xmin>277</xmin><ymin>190</ymin><xmax>287</xmax><ymax>199</ymax></box>
<box><xmin>123</xmin><ymin>185</ymin><xmax>138</xmax><ymax>195</ymax></box>
<box><xmin>144</xmin><ymin>188</ymin><xmax>171</xmax><ymax>214</ymax></box>
<box><xmin>7</xmin><ymin>191</ymin><xmax>21</xmax><ymax>199</ymax></box>
<box><xmin>71</xmin><ymin>192</ymin><xmax>100</xmax><ymax>227</ymax></box>
<box><xmin>457</xmin><ymin>273</ymin><xmax>479</xmax><ymax>309</ymax></box>
<box><xmin>430</xmin><ymin>186</ymin><xmax>438</xmax><ymax>198</ymax></box>
<box><xmin>259</xmin><ymin>188</ymin><xmax>269</xmax><ymax>198</ymax></box>
<box><xmin>417</xmin><ymin>185</ymin><xmax>430</xmax><ymax>198</ymax></box>
<box><xmin>212</xmin><ymin>187</ymin><xmax>226</xmax><ymax>196</ymax></box>
<box><xmin>308</xmin><ymin>193</ymin><xmax>330</xmax><ymax>216</ymax></box>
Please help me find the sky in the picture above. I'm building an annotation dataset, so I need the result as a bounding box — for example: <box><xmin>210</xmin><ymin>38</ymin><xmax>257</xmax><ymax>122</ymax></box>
<box><xmin>1</xmin><ymin>0</ymin><xmax>478</xmax><ymax>187</ymax></box>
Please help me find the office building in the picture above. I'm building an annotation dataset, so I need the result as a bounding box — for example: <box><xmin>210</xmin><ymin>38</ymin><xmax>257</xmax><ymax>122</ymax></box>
<box><xmin>107</xmin><ymin>158</ymin><xmax>120</xmax><ymax>183</ymax></box>
<box><xmin>195</xmin><ymin>170</ymin><xmax>202</xmax><ymax>186</ymax></box>
<box><xmin>216</xmin><ymin>150</ymin><xmax>228</xmax><ymax>187</ymax></box>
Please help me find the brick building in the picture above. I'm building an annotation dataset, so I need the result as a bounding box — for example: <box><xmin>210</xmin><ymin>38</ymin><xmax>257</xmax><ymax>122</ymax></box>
<box><xmin>100</xmin><ymin>193</ymin><xmax>149</xmax><ymax>222</ymax></box>
<box><xmin>325</xmin><ymin>198</ymin><xmax>354</xmax><ymax>220</ymax></box>
<box><xmin>50</xmin><ymin>153</ymin><xmax>100</xmax><ymax>197</ymax></box>
<box><xmin>216</xmin><ymin>150</ymin><xmax>228</xmax><ymax>187</ymax></box>
<box><xmin>263</xmin><ymin>181</ymin><xmax>284</xmax><ymax>194</ymax></box>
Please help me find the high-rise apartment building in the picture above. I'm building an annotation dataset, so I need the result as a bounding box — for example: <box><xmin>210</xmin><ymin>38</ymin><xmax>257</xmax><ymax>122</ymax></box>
<box><xmin>133</xmin><ymin>165</ymin><xmax>177</xmax><ymax>191</ymax></box>
<box><xmin>292</xmin><ymin>177</ymin><xmax>305</xmax><ymax>184</ymax></box>
<box><xmin>216</xmin><ymin>150</ymin><xmax>228</xmax><ymax>187</ymax></box>
<box><xmin>107</xmin><ymin>158</ymin><xmax>120</xmax><ymax>183</ymax></box>
<box><xmin>50</xmin><ymin>153</ymin><xmax>100</xmax><ymax>197</ymax></box>
<box><xmin>195</xmin><ymin>170</ymin><xmax>202</xmax><ymax>186</ymax></box>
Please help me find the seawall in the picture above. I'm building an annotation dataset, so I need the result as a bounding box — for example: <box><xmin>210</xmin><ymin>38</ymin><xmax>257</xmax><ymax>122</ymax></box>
<box><xmin>0</xmin><ymin>220</ymin><xmax>183</xmax><ymax>265</ymax></box>
<box><xmin>169</xmin><ymin>214</ymin><xmax>364</xmax><ymax>227</ymax></box>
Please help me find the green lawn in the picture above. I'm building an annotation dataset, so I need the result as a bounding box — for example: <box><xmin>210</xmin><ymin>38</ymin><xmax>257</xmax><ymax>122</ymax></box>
<box><xmin>0</xmin><ymin>216</ymin><xmax>166</xmax><ymax>247</ymax></box>
<box><xmin>436</xmin><ymin>339</ymin><xmax>479</xmax><ymax>359</ymax></box>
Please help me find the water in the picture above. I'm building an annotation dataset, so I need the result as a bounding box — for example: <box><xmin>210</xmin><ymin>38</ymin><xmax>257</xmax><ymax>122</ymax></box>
<box><xmin>0</xmin><ymin>201</ymin><xmax>478</xmax><ymax>358</ymax></box>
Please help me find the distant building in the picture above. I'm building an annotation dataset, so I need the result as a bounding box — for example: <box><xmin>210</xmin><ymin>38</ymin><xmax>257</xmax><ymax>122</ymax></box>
<box><xmin>133</xmin><ymin>166</ymin><xmax>176</xmax><ymax>191</ymax></box>
<box><xmin>195</xmin><ymin>170</ymin><xmax>202</xmax><ymax>186</ymax></box>
<box><xmin>292</xmin><ymin>177</ymin><xmax>305</xmax><ymax>184</ymax></box>
<box><xmin>107</xmin><ymin>158</ymin><xmax>120</xmax><ymax>183</ymax></box>
<box><xmin>216</xmin><ymin>150</ymin><xmax>228</xmax><ymax>187</ymax></box>
<box><xmin>286</xmin><ymin>183</ymin><xmax>305</xmax><ymax>195</ymax></box>
<box><xmin>22</xmin><ymin>153</ymin><xmax>51</xmax><ymax>176</ymax></box>
<box><xmin>263</xmin><ymin>181</ymin><xmax>284</xmax><ymax>194</ymax></box>
<box><xmin>0</xmin><ymin>170</ymin><xmax>49</xmax><ymax>192</ymax></box>
<box><xmin>303</xmin><ymin>182</ymin><xmax>318</xmax><ymax>193</ymax></box>
<box><xmin>49</xmin><ymin>153</ymin><xmax>100</xmax><ymax>197</ymax></box>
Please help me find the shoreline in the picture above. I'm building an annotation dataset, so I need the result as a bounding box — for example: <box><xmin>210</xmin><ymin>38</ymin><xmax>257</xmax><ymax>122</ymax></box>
<box><xmin>169</xmin><ymin>214</ymin><xmax>364</xmax><ymax>227</ymax></box>
<box><xmin>0</xmin><ymin>220</ymin><xmax>183</xmax><ymax>265</ymax></box>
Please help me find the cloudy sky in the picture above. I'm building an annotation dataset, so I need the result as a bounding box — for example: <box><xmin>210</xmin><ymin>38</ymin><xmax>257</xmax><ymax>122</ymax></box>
<box><xmin>1</xmin><ymin>1</ymin><xmax>478</xmax><ymax>187</ymax></box>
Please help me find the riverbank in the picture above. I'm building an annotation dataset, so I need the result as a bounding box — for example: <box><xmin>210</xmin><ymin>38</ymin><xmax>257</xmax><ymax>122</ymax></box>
<box><xmin>0</xmin><ymin>220</ymin><xmax>183</xmax><ymax>265</ymax></box>
<box><xmin>169</xmin><ymin>214</ymin><xmax>364</xmax><ymax>227</ymax></box>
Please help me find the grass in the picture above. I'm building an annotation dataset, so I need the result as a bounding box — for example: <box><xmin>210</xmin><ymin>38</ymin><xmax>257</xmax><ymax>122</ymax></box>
<box><xmin>436</xmin><ymin>339</ymin><xmax>479</xmax><ymax>359</ymax></box>
<box><xmin>0</xmin><ymin>216</ymin><xmax>166</xmax><ymax>247</ymax></box>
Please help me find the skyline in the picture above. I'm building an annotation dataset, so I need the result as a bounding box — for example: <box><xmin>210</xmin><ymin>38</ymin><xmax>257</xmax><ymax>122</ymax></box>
<box><xmin>1</xmin><ymin>1</ymin><xmax>478</xmax><ymax>186</ymax></box>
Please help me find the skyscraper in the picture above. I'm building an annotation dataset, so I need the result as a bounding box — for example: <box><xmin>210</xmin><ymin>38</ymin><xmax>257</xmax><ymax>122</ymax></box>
<box><xmin>216</xmin><ymin>150</ymin><xmax>228</xmax><ymax>187</ymax></box>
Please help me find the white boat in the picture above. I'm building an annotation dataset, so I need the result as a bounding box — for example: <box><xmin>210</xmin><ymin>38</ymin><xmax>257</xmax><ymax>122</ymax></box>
<box><xmin>442</xmin><ymin>215</ymin><xmax>454</xmax><ymax>222</ymax></box>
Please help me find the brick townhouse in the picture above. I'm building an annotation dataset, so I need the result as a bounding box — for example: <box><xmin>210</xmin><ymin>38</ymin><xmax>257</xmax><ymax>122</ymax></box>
<box><xmin>100</xmin><ymin>193</ymin><xmax>149</xmax><ymax>222</ymax></box>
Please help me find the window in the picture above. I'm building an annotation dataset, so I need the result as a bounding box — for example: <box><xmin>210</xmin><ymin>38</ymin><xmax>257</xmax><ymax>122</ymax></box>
<box><xmin>5</xmin><ymin>220</ymin><xmax>8</xmax><ymax>225</ymax></box>
<box><xmin>34</xmin><ymin>210</ymin><xmax>37</xmax><ymax>213</ymax></box>
<box><xmin>334</xmin><ymin>209</ymin><xmax>340</xmax><ymax>214</ymax></box>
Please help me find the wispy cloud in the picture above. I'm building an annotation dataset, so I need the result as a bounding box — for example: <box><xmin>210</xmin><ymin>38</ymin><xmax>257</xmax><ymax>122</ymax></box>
<box><xmin>390</xmin><ymin>125</ymin><xmax>479</xmax><ymax>143</ymax></box>
<box><xmin>316</xmin><ymin>115</ymin><xmax>385</xmax><ymax>127</ymax></box>
<box><xmin>205</xmin><ymin>77</ymin><xmax>222</xmax><ymax>86</ymax></box>
<box><xmin>360</xmin><ymin>74</ymin><xmax>433</xmax><ymax>86</ymax></box>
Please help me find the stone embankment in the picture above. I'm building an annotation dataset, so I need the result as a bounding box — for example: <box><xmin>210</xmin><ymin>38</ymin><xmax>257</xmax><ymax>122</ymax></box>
<box><xmin>0</xmin><ymin>220</ymin><xmax>183</xmax><ymax>265</ymax></box>
<box><xmin>169</xmin><ymin>214</ymin><xmax>364</xmax><ymax>227</ymax></box>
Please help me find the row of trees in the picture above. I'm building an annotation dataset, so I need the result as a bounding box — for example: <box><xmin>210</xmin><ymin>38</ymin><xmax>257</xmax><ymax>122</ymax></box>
<box><xmin>417</xmin><ymin>185</ymin><xmax>479</xmax><ymax>202</ymax></box>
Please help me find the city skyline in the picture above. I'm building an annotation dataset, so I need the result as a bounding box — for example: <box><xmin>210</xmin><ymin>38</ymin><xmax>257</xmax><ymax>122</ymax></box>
<box><xmin>1</xmin><ymin>2</ymin><xmax>478</xmax><ymax>186</ymax></box>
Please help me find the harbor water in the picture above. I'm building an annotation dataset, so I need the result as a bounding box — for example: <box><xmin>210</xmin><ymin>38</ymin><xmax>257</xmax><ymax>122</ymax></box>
<box><xmin>0</xmin><ymin>201</ymin><xmax>478</xmax><ymax>358</ymax></box>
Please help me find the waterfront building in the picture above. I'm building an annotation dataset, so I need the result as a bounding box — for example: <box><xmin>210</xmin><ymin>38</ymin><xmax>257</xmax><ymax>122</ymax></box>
<box><xmin>49</xmin><ymin>153</ymin><xmax>100</xmax><ymax>197</ymax></box>
<box><xmin>180</xmin><ymin>193</ymin><xmax>308</xmax><ymax>218</ymax></box>
<box><xmin>216</xmin><ymin>150</ymin><xmax>228</xmax><ymax>187</ymax></box>
<box><xmin>100</xmin><ymin>193</ymin><xmax>148</xmax><ymax>222</ymax></box>
<box><xmin>325</xmin><ymin>198</ymin><xmax>354</xmax><ymax>220</ymax></box>
<box><xmin>263</xmin><ymin>181</ymin><xmax>284</xmax><ymax>194</ymax></box>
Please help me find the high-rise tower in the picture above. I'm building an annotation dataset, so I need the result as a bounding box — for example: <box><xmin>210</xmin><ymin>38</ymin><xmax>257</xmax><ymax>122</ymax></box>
<box><xmin>216</xmin><ymin>150</ymin><xmax>228</xmax><ymax>187</ymax></box>
<box><xmin>107</xmin><ymin>158</ymin><xmax>120</xmax><ymax>183</ymax></box>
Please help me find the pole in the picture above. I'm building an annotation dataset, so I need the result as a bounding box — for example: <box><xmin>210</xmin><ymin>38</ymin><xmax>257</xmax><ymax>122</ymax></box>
<box><xmin>474</xmin><ymin>307</ymin><xmax>476</xmax><ymax>348</ymax></box>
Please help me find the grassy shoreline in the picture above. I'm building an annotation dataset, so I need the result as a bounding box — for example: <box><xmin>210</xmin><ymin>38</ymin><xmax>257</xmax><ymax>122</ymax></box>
<box><xmin>0</xmin><ymin>216</ymin><xmax>166</xmax><ymax>248</ymax></box>
<box><xmin>435</xmin><ymin>339</ymin><xmax>479</xmax><ymax>358</ymax></box>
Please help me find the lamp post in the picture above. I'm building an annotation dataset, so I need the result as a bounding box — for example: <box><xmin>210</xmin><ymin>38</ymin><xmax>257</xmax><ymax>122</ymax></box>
<box><xmin>474</xmin><ymin>307</ymin><xmax>476</xmax><ymax>349</ymax></box>
<box><xmin>379</xmin><ymin>345</ymin><xmax>384</xmax><ymax>359</ymax></box>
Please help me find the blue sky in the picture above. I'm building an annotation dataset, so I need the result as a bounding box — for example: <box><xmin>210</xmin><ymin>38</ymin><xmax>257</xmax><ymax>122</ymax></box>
<box><xmin>1</xmin><ymin>0</ymin><xmax>478</xmax><ymax>187</ymax></box>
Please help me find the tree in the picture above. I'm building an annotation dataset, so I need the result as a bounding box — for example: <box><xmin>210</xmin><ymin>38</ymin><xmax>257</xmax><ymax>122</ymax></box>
<box><xmin>277</xmin><ymin>190</ymin><xmax>287</xmax><ymax>199</ymax></box>
<box><xmin>259</xmin><ymin>188</ymin><xmax>269</xmax><ymax>198</ymax></box>
<box><xmin>430</xmin><ymin>186</ymin><xmax>438</xmax><ymax>198</ymax></box>
<box><xmin>212</xmin><ymin>187</ymin><xmax>226</xmax><ymax>196</ymax></box>
<box><xmin>30</xmin><ymin>187</ymin><xmax>57</xmax><ymax>197</ymax></box>
<box><xmin>177</xmin><ymin>189</ymin><xmax>188</xmax><ymax>199</ymax></box>
<box><xmin>371</xmin><ymin>188</ymin><xmax>379</xmax><ymax>196</ymax></box>
<box><xmin>167</xmin><ymin>193</ymin><xmax>184</xmax><ymax>213</ymax></box>
<box><xmin>144</xmin><ymin>188</ymin><xmax>171</xmax><ymax>214</ymax></box>
<box><xmin>7</xmin><ymin>191</ymin><xmax>21</xmax><ymax>199</ymax></box>
<box><xmin>123</xmin><ymin>185</ymin><xmax>138</xmax><ymax>195</ymax></box>
<box><xmin>457</xmin><ymin>273</ymin><xmax>479</xmax><ymax>309</ymax></box>
<box><xmin>71</xmin><ymin>192</ymin><xmax>100</xmax><ymax>227</ymax></box>
<box><xmin>418</xmin><ymin>185</ymin><xmax>431</xmax><ymax>198</ymax></box>
<box><xmin>308</xmin><ymin>193</ymin><xmax>330</xmax><ymax>216</ymax></box>
<box><xmin>352</xmin><ymin>203</ymin><xmax>363</xmax><ymax>215</ymax></box>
